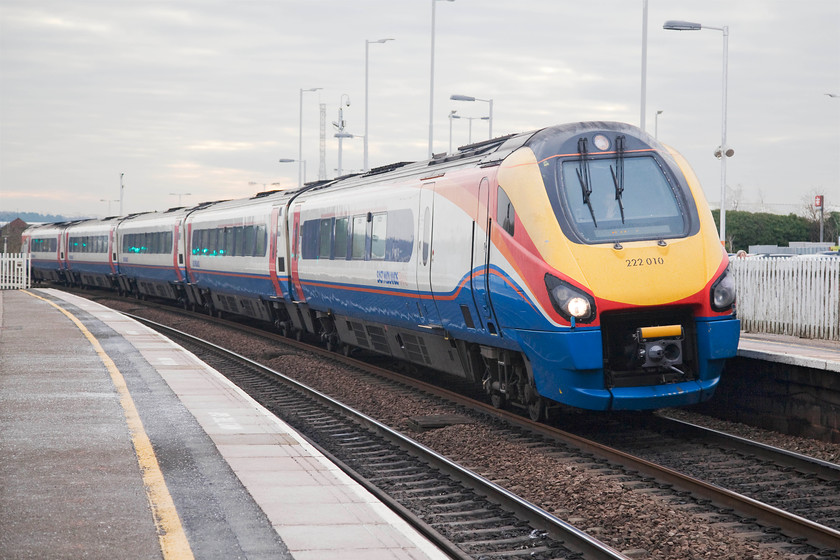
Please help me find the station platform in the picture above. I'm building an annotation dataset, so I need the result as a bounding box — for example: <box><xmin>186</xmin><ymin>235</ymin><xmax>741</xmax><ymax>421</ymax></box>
<box><xmin>739</xmin><ymin>332</ymin><xmax>840</xmax><ymax>373</ymax></box>
<box><xmin>0</xmin><ymin>288</ymin><xmax>449</xmax><ymax>560</ymax></box>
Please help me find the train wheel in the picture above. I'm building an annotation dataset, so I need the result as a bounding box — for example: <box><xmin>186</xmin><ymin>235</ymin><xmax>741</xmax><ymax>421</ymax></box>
<box><xmin>490</xmin><ymin>391</ymin><xmax>506</xmax><ymax>409</ymax></box>
<box><xmin>527</xmin><ymin>397</ymin><xmax>545</xmax><ymax>422</ymax></box>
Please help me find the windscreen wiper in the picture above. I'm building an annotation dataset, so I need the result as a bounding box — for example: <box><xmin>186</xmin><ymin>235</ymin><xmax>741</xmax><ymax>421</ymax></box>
<box><xmin>576</xmin><ymin>137</ymin><xmax>597</xmax><ymax>226</ymax></box>
<box><xmin>610</xmin><ymin>135</ymin><xmax>626</xmax><ymax>224</ymax></box>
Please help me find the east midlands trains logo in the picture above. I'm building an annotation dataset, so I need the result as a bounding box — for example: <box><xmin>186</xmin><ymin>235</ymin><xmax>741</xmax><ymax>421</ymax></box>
<box><xmin>376</xmin><ymin>270</ymin><xmax>401</xmax><ymax>286</ymax></box>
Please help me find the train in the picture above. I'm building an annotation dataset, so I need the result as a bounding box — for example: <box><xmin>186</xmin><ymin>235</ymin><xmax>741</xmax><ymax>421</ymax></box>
<box><xmin>23</xmin><ymin>121</ymin><xmax>740</xmax><ymax>419</ymax></box>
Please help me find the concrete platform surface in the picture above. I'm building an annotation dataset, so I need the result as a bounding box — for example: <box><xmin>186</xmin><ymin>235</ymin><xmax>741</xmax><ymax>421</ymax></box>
<box><xmin>0</xmin><ymin>288</ymin><xmax>449</xmax><ymax>560</ymax></box>
<box><xmin>739</xmin><ymin>332</ymin><xmax>840</xmax><ymax>373</ymax></box>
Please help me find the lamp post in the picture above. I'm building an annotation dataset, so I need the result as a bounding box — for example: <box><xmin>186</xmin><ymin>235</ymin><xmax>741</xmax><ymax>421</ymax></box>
<box><xmin>640</xmin><ymin>0</ymin><xmax>649</xmax><ymax>132</ymax></box>
<box><xmin>365</xmin><ymin>38</ymin><xmax>394</xmax><ymax>172</ymax></box>
<box><xmin>664</xmin><ymin>19</ymin><xmax>731</xmax><ymax>244</ymax></box>
<box><xmin>451</xmin><ymin>114</ymin><xmax>489</xmax><ymax>144</ymax></box>
<box><xmin>169</xmin><ymin>192</ymin><xmax>191</xmax><ymax>206</ymax></box>
<box><xmin>654</xmin><ymin>110</ymin><xmax>663</xmax><ymax>140</ymax></box>
<box><xmin>279</xmin><ymin>159</ymin><xmax>306</xmax><ymax>186</ymax></box>
<box><xmin>450</xmin><ymin>94</ymin><xmax>493</xmax><ymax>139</ymax></box>
<box><xmin>448</xmin><ymin>110</ymin><xmax>457</xmax><ymax>153</ymax></box>
<box><xmin>299</xmin><ymin>87</ymin><xmax>321</xmax><ymax>188</ymax></box>
<box><xmin>100</xmin><ymin>199</ymin><xmax>118</xmax><ymax>216</ymax></box>
<box><xmin>333</xmin><ymin>94</ymin><xmax>354</xmax><ymax>176</ymax></box>
<box><xmin>429</xmin><ymin>0</ymin><xmax>455</xmax><ymax>158</ymax></box>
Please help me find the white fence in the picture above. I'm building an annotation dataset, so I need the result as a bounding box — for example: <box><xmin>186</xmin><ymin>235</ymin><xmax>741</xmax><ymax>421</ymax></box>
<box><xmin>0</xmin><ymin>253</ymin><xmax>31</xmax><ymax>290</ymax></box>
<box><xmin>730</xmin><ymin>257</ymin><xmax>840</xmax><ymax>341</ymax></box>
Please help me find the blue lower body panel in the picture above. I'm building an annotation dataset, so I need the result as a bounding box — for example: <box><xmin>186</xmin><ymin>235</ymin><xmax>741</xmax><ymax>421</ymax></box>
<box><xmin>513</xmin><ymin>315</ymin><xmax>741</xmax><ymax>411</ymax></box>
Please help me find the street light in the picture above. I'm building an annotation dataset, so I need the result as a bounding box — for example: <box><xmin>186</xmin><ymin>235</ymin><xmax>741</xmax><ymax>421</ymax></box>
<box><xmin>654</xmin><ymin>110</ymin><xmax>663</xmax><ymax>140</ymax></box>
<box><xmin>640</xmin><ymin>0</ymin><xmax>649</xmax><ymax>131</ymax></box>
<box><xmin>448</xmin><ymin>110</ymin><xmax>457</xmax><ymax>153</ymax></box>
<box><xmin>169</xmin><ymin>192</ymin><xmax>191</xmax><ymax>206</ymax></box>
<box><xmin>429</xmin><ymin>0</ymin><xmax>455</xmax><ymax>158</ymax></box>
<box><xmin>100</xmin><ymin>199</ymin><xmax>119</xmax><ymax>216</ymax></box>
<box><xmin>450</xmin><ymin>94</ymin><xmax>493</xmax><ymax>139</ymax></box>
<box><xmin>451</xmin><ymin>114</ymin><xmax>489</xmax><ymax>144</ymax></box>
<box><xmin>365</xmin><ymin>38</ymin><xmax>394</xmax><ymax>172</ymax></box>
<box><xmin>333</xmin><ymin>94</ymin><xmax>354</xmax><ymax>176</ymax></box>
<box><xmin>299</xmin><ymin>87</ymin><xmax>321</xmax><ymax>188</ymax></box>
<box><xmin>279</xmin><ymin>158</ymin><xmax>306</xmax><ymax>185</ymax></box>
<box><xmin>664</xmin><ymin>19</ymin><xmax>731</xmax><ymax>245</ymax></box>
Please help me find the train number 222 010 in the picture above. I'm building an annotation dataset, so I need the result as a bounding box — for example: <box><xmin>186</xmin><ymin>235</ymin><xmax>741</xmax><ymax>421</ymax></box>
<box><xmin>626</xmin><ymin>257</ymin><xmax>665</xmax><ymax>267</ymax></box>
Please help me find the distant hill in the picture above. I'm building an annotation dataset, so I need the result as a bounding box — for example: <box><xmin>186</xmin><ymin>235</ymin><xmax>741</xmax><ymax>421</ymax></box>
<box><xmin>0</xmin><ymin>211</ymin><xmax>91</xmax><ymax>223</ymax></box>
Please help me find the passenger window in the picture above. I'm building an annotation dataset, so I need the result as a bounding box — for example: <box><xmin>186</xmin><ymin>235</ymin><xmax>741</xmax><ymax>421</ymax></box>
<box><xmin>319</xmin><ymin>218</ymin><xmax>333</xmax><ymax>259</ymax></box>
<box><xmin>370</xmin><ymin>213</ymin><xmax>386</xmax><ymax>260</ymax></box>
<box><xmin>497</xmin><ymin>186</ymin><xmax>515</xmax><ymax>237</ymax></box>
<box><xmin>334</xmin><ymin>218</ymin><xmax>349</xmax><ymax>260</ymax></box>
<box><xmin>351</xmin><ymin>216</ymin><xmax>366</xmax><ymax>259</ymax></box>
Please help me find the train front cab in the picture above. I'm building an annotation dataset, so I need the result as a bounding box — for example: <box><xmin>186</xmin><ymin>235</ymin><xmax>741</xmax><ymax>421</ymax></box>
<box><xmin>490</xmin><ymin>122</ymin><xmax>740</xmax><ymax>412</ymax></box>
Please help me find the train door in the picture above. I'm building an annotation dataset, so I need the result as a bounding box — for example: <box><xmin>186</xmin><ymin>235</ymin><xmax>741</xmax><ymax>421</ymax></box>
<box><xmin>470</xmin><ymin>177</ymin><xmax>499</xmax><ymax>333</ymax></box>
<box><xmin>60</xmin><ymin>230</ymin><xmax>69</xmax><ymax>275</ymax></box>
<box><xmin>173</xmin><ymin>222</ymin><xmax>186</xmax><ymax>282</ymax></box>
<box><xmin>289</xmin><ymin>204</ymin><xmax>305</xmax><ymax>302</ymax></box>
<box><xmin>108</xmin><ymin>225</ymin><xmax>117</xmax><ymax>275</ymax></box>
<box><xmin>268</xmin><ymin>206</ymin><xmax>285</xmax><ymax>298</ymax></box>
<box><xmin>416</xmin><ymin>183</ymin><xmax>442</xmax><ymax>326</ymax></box>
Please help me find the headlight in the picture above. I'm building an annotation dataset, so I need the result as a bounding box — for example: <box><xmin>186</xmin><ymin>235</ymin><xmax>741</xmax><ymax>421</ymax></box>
<box><xmin>710</xmin><ymin>266</ymin><xmax>736</xmax><ymax>311</ymax></box>
<box><xmin>544</xmin><ymin>274</ymin><xmax>596</xmax><ymax>323</ymax></box>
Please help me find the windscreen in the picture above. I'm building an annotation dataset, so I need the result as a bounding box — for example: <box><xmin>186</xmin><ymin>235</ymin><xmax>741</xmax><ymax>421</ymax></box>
<box><xmin>558</xmin><ymin>155</ymin><xmax>687</xmax><ymax>242</ymax></box>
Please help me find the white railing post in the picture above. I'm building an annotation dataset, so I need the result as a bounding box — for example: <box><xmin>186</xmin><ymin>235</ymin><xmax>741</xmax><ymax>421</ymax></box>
<box><xmin>0</xmin><ymin>253</ymin><xmax>31</xmax><ymax>290</ymax></box>
<box><xmin>730</xmin><ymin>256</ymin><xmax>840</xmax><ymax>341</ymax></box>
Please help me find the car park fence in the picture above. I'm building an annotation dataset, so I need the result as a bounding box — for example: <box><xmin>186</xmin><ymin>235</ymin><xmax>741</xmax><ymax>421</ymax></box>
<box><xmin>0</xmin><ymin>253</ymin><xmax>31</xmax><ymax>290</ymax></box>
<box><xmin>730</xmin><ymin>256</ymin><xmax>840</xmax><ymax>341</ymax></box>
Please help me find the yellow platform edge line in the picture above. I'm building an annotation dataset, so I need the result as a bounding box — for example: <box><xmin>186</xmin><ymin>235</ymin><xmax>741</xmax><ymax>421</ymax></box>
<box><xmin>23</xmin><ymin>290</ymin><xmax>194</xmax><ymax>560</ymax></box>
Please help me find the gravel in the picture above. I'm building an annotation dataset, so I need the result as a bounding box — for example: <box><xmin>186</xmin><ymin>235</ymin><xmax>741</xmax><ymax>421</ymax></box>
<box><xmin>105</xmin><ymin>299</ymin><xmax>840</xmax><ymax>559</ymax></box>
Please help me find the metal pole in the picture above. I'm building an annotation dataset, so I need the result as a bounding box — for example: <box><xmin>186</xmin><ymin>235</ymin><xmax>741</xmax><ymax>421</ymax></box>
<box><xmin>719</xmin><ymin>26</ymin><xmax>729</xmax><ymax>245</ymax></box>
<box><xmin>364</xmin><ymin>41</ymin><xmax>371</xmax><ymax>171</ymax></box>
<box><xmin>488</xmin><ymin>98</ymin><xmax>493</xmax><ymax>139</ymax></box>
<box><xmin>119</xmin><ymin>173</ymin><xmax>124</xmax><ymax>215</ymax></box>
<box><xmin>640</xmin><ymin>0</ymin><xmax>648</xmax><ymax>132</ymax></box>
<box><xmin>428</xmin><ymin>0</ymin><xmax>436</xmax><ymax>158</ymax></box>
<box><xmin>299</xmin><ymin>88</ymin><xmax>321</xmax><ymax>188</ymax></box>
<box><xmin>299</xmin><ymin>89</ymin><xmax>304</xmax><ymax>188</ymax></box>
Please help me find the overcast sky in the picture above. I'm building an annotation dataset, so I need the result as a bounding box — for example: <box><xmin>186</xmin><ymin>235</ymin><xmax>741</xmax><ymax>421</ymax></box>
<box><xmin>1</xmin><ymin>0</ymin><xmax>838</xmax><ymax>219</ymax></box>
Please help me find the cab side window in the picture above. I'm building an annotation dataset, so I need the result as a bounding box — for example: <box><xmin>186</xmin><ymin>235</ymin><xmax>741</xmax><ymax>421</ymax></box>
<box><xmin>497</xmin><ymin>186</ymin><xmax>515</xmax><ymax>237</ymax></box>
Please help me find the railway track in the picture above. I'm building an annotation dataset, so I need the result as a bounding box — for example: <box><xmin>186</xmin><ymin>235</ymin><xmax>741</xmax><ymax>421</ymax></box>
<box><xmin>68</xmin><ymin>289</ymin><xmax>840</xmax><ymax>558</ymax></box>
<box><xmin>130</xmin><ymin>312</ymin><xmax>626</xmax><ymax>560</ymax></box>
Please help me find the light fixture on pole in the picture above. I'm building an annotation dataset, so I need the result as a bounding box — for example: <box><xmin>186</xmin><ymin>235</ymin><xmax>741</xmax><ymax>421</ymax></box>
<box><xmin>451</xmin><ymin>114</ymin><xmax>489</xmax><ymax>144</ymax></box>
<box><xmin>429</xmin><ymin>0</ymin><xmax>455</xmax><ymax>158</ymax></box>
<box><xmin>364</xmin><ymin>38</ymin><xmax>394</xmax><ymax>172</ymax></box>
<box><xmin>299</xmin><ymin>87</ymin><xmax>321</xmax><ymax>188</ymax></box>
<box><xmin>654</xmin><ymin>110</ymin><xmax>663</xmax><ymax>140</ymax></box>
<box><xmin>100</xmin><ymin>199</ymin><xmax>119</xmax><ymax>216</ymax></box>
<box><xmin>333</xmin><ymin>94</ymin><xmax>354</xmax><ymax>176</ymax></box>
<box><xmin>450</xmin><ymin>94</ymin><xmax>493</xmax><ymax>139</ymax></box>
<box><xmin>664</xmin><ymin>19</ymin><xmax>731</xmax><ymax>244</ymax></box>
<box><xmin>279</xmin><ymin>158</ymin><xmax>306</xmax><ymax>186</ymax></box>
